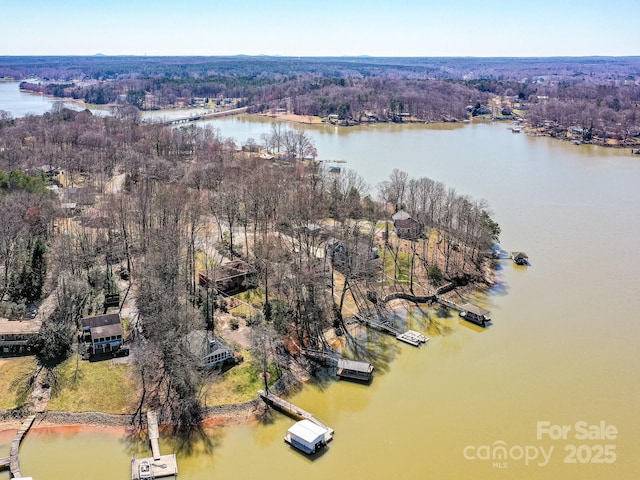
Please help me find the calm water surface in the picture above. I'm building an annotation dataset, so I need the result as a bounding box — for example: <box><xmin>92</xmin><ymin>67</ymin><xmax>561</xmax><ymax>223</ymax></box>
<box><xmin>3</xmin><ymin>109</ymin><xmax>640</xmax><ymax>479</ymax></box>
<box><xmin>0</xmin><ymin>81</ymin><xmax>109</xmax><ymax>117</ymax></box>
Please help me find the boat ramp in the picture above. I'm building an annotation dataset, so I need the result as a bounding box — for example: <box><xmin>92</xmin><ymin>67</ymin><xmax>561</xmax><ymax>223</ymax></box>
<box><xmin>130</xmin><ymin>411</ymin><xmax>178</xmax><ymax>480</ymax></box>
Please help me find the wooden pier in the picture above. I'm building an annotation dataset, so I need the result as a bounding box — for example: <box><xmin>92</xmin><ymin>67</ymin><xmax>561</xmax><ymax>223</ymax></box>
<box><xmin>147</xmin><ymin>411</ymin><xmax>161</xmax><ymax>460</ymax></box>
<box><xmin>7</xmin><ymin>414</ymin><xmax>36</xmax><ymax>478</ymax></box>
<box><xmin>258</xmin><ymin>390</ymin><xmax>334</xmax><ymax>442</ymax></box>
<box><xmin>130</xmin><ymin>411</ymin><xmax>178</xmax><ymax>480</ymax></box>
<box><xmin>355</xmin><ymin>314</ymin><xmax>401</xmax><ymax>336</ymax></box>
<box><xmin>301</xmin><ymin>349</ymin><xmax>339</xmax><ymax>367</ymax></box>
<box><xmin>435</xmin><ymin>295</ymin><xmax>464</xmax><ymax>311</ymax></box>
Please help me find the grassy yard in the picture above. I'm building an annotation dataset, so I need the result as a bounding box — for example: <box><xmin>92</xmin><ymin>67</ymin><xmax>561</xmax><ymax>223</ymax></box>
<box><xmin>0</xmin><ymin>357</ymin><xmax>38</xmax><ymax>409</ymax></box>
<box><xmin>202</xmin><ymin>350</ymin><xmax>277</xmax><ymax>406</ymax></box>
<box><xmin>47</xmin><ymin>353</ymin><xmax>139</xmax><ymax>414</ymax></box>
<box><xmin>382</xmin><ymin>248</ymin><xmax>412</xmax><ymax>284</ymax></box>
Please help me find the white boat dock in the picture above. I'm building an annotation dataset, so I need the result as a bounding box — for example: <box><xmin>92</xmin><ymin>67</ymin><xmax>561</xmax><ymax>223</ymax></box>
<box><xmin>396</xmin><ymin>330</ymin><xmax>430</xmax><ymax>347</ymax></box>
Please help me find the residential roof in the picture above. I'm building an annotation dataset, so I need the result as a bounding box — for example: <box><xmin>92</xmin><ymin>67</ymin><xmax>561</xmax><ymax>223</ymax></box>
<box><xmin>287</xmin><ymin>419</ymin><xmax>329</xmax><ymax>444</ymax></box>
<box><xmin>90</xmin><ymin>323</ymin><xmax>123</xmax><ymax>339</ymax></box>
<box><xmin>186</xmin><ymin>329</ymin><xmax>232</xmax><ymax>360</ymax></box>
<box><xmin>392</xmin><ymin>210</ymin><xmax>412</xmax><ymax>221</ymax></box>
<box><xmin>0</xmin><ymin>320</ymin><xmax>42</xmax><ymax>335</ymax></box>
<box><xmin>337</xmin><ymin>358</ymin><xmax>374</xmax><ymax>374</ymax></box>
<box><xmin>460</xmin><ymin>303</ymin><xmax>490</xmax><ymax>317</ymax></box>
<box><xmin>81</xmin><ymin>313</ymin><xmax>121</xmax><ymax>330</ymax></box>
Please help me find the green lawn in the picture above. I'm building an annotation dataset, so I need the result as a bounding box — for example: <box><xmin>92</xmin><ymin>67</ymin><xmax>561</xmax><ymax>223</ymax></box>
<box><xmin>202</xmin><ymin>350</ymin><xmax>277</xmax><ymax>406</ymax></box>
<box><xmin>382</xmin><ymin>249</ymin><xmax>412</xmax><ymax>284</ymax></box>
<box><xmin>47</xmin><ymin>353</ymin><xmax>139</xmax><ymax>414</ymax></box>
<box><xmin>0</xmin><ymin>357</ymin><xmax>38</xmax><ymax>409</ymax></box>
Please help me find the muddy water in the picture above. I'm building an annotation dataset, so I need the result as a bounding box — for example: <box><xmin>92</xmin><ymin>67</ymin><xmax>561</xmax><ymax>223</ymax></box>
<box><xmin>7</xmin><ymin>115</ymin><xmax>640</xmax><ymax>479</ymax></box>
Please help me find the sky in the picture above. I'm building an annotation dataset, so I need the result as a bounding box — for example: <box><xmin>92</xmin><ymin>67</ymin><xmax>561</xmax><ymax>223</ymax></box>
<box><xmin>1</xmin><ymin>0</ymin><xmax>638</xmax><ymax>57</ymax></box>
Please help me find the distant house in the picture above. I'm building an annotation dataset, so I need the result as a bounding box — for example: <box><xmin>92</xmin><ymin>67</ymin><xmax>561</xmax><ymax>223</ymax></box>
<box><xmin>198</xmin><ymin>260</ymin><xmax>257</xmax><ymax>295</ymax></box>
<box><xmin>0</xmin><ymin>320</ymin><xmax>40</xmax><ymax>355</ymax></box>
<box><xmin>185</xmin><ymin>330</ymin><xmax>234</xmax><ymax>368</ymax></box>
<box><xmin>80</xmin><ymin>313</ymin><xmax>124</xmax><ymax>356</ymax></box>
<box><xmin>325</xmin><ymin>237</ymin><xmax>379</xmax><ymax>275</ymax></box>
<box><xmin>392</xmin><ymin>210</ymin><xmax>423</xmax><ymax>240</ymax></box>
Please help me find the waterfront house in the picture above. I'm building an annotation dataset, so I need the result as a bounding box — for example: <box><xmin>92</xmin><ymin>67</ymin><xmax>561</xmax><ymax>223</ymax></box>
<box><xmin>392</xmin><ymin>210</ymin><xmax>423</xmax><ymax>240</ymax></box>
<box><xmin>0</xmin><ymin>320</ymin><xmax>40</xmax><ymax>355</ymax></box>
<box><xmin>80</xmin><ymin>313</ymin><xmax>124</xmax><ymax>356</ymax></box>
<box><xmin>185</xmin><ymin>330</ymin><xmax>234</xmax><ymax>368</ymax></box>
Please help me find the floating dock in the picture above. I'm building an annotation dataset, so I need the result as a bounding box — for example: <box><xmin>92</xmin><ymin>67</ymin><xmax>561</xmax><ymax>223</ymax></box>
<box><xmin>396</xmin><ymin>330</ymin><xmax>430</xmax><ymax>347</ymax></box>
<box><xmin>130</xmin><ymin>411</ymin><xmax>178</xmax><ymax>480</ymax></box>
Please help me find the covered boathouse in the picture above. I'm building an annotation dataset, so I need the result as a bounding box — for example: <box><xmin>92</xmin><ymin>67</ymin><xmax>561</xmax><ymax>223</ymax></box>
<box><xmin>285</xmin><ymin>419</ymin><xmax>331</xmax><ymax>454</ymax></box>
<box><xmin>336</xmin><ymin>358</ymin><xmax>374</xmax><ymax>382</ymax></box>
<box><xmin>511</xmin><ymin>251</ymin><xmax>529</xmax><ymax>265</ymax></box>
<box><xmin>459</xmin><ymin>303</ymin><xmax>491</xmax><ymax>327</ymax></box>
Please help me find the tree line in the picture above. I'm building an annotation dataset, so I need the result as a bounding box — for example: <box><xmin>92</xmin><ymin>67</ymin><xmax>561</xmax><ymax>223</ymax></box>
<box><xmin>0</xmin><ymin>108</ymin><xmax>499</xmax><ymax>431</ymax></box>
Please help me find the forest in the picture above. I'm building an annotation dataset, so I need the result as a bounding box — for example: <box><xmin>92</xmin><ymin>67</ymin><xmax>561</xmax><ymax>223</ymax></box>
<box><xmin>3</xmin><ymin>55</ymin><xmax>640</xmax><ymax>145</ymax></box>
<box><xmin>0</xmin><ymin>106</ymin><xmax>498</xmax><ymax>431</ymax></box>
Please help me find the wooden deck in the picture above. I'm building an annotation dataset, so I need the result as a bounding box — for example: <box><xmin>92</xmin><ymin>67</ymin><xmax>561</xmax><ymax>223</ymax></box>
<box><xmin>258</xmin><ymin>390</ymin><xmax>334</xmax><ymax>442</ymax></box>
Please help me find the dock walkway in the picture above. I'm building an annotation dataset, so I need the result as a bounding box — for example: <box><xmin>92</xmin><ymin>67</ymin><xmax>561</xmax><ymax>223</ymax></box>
<box><xmin>258</xmin><ymin>390</ymin><xmax>334</xmax><ymax>442</ymax></box>
<box><xmin>8</xmin><ymin>414</ymin><xmax>36</xmax><ymax>478</ymax></box>
<box><xmin>301</xmin><ymin>349</ymin><xmax>339</xmax><ymax>367</ymax></box>
<box><xmin>435</xmin><ymin>295</ymin><xmax>464</xmax><ymax>311</ymax></box>
<box><xmin>130</xmin><ymin>411</ymin><xmax>178</xmax><ymax>480</ymax></box>
<box><xmin>147</xmin><ymin>411</ymin><xmax>161</xmax><ymax>460</ymax></box>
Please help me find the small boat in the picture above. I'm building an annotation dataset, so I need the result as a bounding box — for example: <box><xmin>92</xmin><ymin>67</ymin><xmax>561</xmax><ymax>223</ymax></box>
<box><xmin>139</xmin><ymin>459</ymin><xmax>152</xmax><ymax>479</ymax></box>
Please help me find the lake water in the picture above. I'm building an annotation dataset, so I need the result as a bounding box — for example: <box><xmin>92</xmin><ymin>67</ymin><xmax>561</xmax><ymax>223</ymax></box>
<box><xmin>2</xmin><ymin>93</ymin><xmax>640</xmax><ymax>479</ymax></box>
<box><xmin>0</xmin><ymin>81</ymin><xmax>110</xmax><ymax>117</ymax></box>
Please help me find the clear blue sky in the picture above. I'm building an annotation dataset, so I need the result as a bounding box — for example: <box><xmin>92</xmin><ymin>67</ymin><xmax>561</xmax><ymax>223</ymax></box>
<box><xmin>1</xmin><ymin>0</ymin><xmax>638</xmax><ymax>56</ymax></box>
